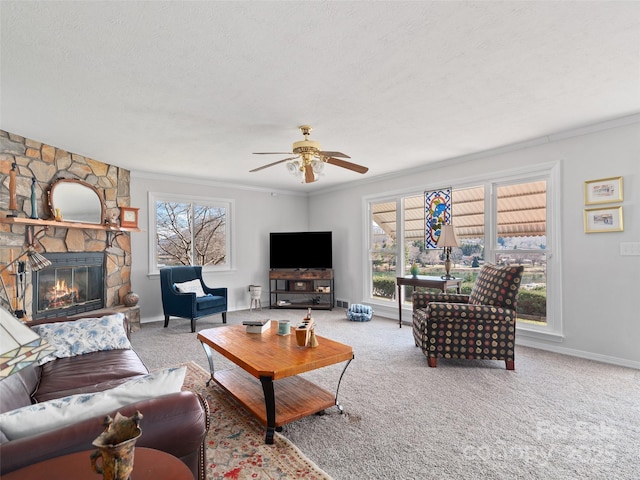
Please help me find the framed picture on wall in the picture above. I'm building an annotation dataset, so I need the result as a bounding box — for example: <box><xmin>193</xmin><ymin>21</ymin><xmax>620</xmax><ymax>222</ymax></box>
<box><xmin>119</xmin><ymin>206</ymin><xmax>139</xmax><ymax>228</ymax></box>
<box><xmin>584</xmin><ymin>176</ymin><xmax>623</xmax><ymax>205</ymax></box>
<box><xmin>584</xmin><ymin>206</ymin><xmax>623</xmax><ymax>233</ymax></box>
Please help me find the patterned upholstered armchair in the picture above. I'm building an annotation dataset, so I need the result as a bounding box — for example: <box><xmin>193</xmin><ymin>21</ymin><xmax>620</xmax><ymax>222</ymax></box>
<box><xmin>412</xmin><ymin>264</ymin><xmax>524</xmax><ymax>370</ymax></box>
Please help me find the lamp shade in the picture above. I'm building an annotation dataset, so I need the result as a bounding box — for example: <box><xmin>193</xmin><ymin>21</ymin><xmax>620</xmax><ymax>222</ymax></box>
<box><xmin>437</xmin><ymin>224</ymin><xmax>459</xmax><ymax>248</ymax></box>
<box><xmin>0</xmin><ymin>306</ymin><xmax>54</xmax><ymax>379</ymax></box>
<box><xmin>26</xmin><ymin>249</ymin><xmax>52</xmax><ymax>271</ymax></box>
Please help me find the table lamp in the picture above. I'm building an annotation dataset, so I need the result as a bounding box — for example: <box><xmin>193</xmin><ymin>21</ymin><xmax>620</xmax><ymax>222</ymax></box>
<box><xmin>0</xmin><ymin>305</ymin><xmax>54</xmax><ymax>379</ymax></box>
<box><xmin>437</xmin><ymin>224</ymin><xmax>459</xmax><ymax>280</ymax></box>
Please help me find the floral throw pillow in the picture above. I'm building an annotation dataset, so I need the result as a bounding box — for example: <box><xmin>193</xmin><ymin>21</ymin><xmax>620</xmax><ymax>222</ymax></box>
<box><xmin>32</xmin><ymin>313</ymin><xmax>131</xmax><ymax>364</ymax></box>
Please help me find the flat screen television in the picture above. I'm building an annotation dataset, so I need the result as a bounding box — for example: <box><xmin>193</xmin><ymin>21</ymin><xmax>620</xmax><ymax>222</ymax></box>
<box><xmin>270</xmin><ymin>231</ymin><xmax>332</xmax><ymax>269</ymax></box>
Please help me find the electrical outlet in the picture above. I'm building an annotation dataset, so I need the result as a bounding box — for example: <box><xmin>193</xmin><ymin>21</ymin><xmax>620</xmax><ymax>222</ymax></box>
<box><xmin>620</xmin><ymin>242</ymin><xmax>640</xmax><ymax>256</ymax></box>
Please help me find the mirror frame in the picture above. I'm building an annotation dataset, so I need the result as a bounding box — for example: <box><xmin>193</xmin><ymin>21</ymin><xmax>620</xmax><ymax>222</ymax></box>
<box><xmin>48</xmin><ymin>178</ymin><xmax>106</xmax><ymax>225</ymax></box>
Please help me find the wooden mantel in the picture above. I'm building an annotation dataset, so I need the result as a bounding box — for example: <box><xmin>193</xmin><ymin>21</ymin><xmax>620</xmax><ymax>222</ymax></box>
<box><xmin>0</xmin><ymin>216</ymin><xmax>141</xmax><ymax>232</ymax></box>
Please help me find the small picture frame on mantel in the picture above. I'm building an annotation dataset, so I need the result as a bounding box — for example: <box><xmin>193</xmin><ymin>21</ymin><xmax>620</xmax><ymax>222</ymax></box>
<box><xmin>119</xmin><ymin>206</ymin><xmax>139</xmax><ymax>228</ymax></box>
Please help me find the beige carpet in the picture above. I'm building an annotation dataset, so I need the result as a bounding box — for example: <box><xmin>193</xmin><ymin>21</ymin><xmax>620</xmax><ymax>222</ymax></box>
<box><xmin>134</xmin><ymin>310</ymin><xmax>640</xmax><ymax>480</ymax></box>
<box><xmin>182</xmin><ymin>361</ymin><xmax>331</xmax><ymax>480</ymax></box>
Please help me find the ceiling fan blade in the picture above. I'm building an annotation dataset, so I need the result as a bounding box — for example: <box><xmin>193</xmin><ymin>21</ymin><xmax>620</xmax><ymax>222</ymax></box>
<box><xmin>325</xmin><ymin>157</ymin><xmax>369</xmax><ymax>174</ymax></box>
<box><xmin>252</xmin><ymin>152</ymin><xmax>294</xmax><ymax>155</ymax></box>
<box><xmin>304</xmin><ymin>164</ymin><xmax>316</xmax><ymax>183</ymax></box>
<box><xmin>319</xmin><ymin>150</ymin><xmax>351</xmax><ymax>159</ymax></box>
<box><xmin>249</xmin><ymin>156</ymin><xmax>298</xmax><ymax>172</ymax></box>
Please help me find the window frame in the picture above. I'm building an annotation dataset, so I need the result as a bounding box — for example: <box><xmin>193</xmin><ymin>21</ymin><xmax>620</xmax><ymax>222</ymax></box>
<box><xmin>148</xmin><ymin>192</ymin><xmax>235</xmax><ymax>275</ymax></box>
<box><xmin>363</xmin><ymin>162</ymin><xmax>562</xmax><ymax>340</ymax></box>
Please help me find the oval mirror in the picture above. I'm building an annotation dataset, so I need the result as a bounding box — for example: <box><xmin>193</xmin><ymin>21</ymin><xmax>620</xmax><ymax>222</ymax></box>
<box><xmin>48</xmin><ymin>178</ymin><xmax>105</xmax><ymax>224</ymax></box>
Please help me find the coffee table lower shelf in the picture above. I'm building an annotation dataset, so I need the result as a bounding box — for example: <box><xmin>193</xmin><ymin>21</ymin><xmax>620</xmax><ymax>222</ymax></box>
<box><xmin>213</xmin><ymin>368</ymin><xmax>337</xmax><ymax>429</ymax></box>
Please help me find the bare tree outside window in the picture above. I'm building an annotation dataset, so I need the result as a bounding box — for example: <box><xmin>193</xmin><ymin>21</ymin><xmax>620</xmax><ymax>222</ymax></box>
<box><xmin>194</xmin><ymin>205</ymin><xmax>226</xmax><ymax>266</ymax></box>
<box><xmin>156</xmin><ymin>201</ymin><xmax>226</xmax><ymax>268</ymax></box>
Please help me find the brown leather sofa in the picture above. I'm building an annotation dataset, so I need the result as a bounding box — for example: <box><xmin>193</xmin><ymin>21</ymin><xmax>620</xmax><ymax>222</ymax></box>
<box><xmin>0</xmin><ymin>314</ymin><xmax>210</xmax><ymax>479</ymax></box>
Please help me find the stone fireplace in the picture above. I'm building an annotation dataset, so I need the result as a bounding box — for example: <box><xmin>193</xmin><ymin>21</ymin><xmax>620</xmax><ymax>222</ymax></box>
<box><xmin>1</xmin><ymin>130</ymin><xmax>134</xmax><ymax>319</ymax></box>
<box><xmin>32</xmin><ymin>253</ymin><xmax>105</xmax><ymax>320</ymax></box>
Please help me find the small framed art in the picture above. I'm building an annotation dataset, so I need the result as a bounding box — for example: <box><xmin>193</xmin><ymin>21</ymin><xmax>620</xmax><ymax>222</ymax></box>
<box><xmin>584</xmin><ymin>206</ymin><xmax>623</xmax><ymax>233</ymax></box>
<box><xmin>584</xmin><ymin>176</ymin><xmax>623</xmax><ymax>205</ymax></box>
<box><xmin>119</xmin><ymin>206</ymin><xmax>139</xmax><ymax>228</ymax></box>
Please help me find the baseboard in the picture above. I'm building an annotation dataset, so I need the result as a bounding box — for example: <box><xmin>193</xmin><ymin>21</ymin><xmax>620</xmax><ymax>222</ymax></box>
<box><xmin>516</xmin><ymin>337</ymin><xmax>640</xmax><ymax>370</ymax></box>
<box><xmin>374</xmin><ymin>308</ymin><xmax>640</xmax><ymax>370</ymax></box>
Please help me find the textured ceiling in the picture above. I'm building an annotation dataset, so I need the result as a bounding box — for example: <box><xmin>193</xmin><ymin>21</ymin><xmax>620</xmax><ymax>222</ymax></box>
<box><xmin>1</xmin><ymin>1</ymin><xmax>639</xmax><ymax>193</ymax></box>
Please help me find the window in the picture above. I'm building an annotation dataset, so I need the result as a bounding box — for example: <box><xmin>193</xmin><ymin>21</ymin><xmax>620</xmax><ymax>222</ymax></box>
<box><xmin>149</xmin><ymin>193</ymin><xmax>233</xmax><ymax>273</ymax></box>
<box><xmin>369</xmin><ymin>199</ymin><xmax>398</xmax><ymax>301</ymax></box>
<box><xmin>365</xmin><ymin>164</ymin><xmax>561</xmax><ymax>338</ymax></box>
<box><xmin>493</xmin><ymin>180</ymin><xmax>547</xmax><ymax>326</ymax></box>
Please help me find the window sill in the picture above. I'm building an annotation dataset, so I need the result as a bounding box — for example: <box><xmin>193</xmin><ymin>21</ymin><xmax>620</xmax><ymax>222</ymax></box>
<box><xmin>147</xmin><ymin>267</ymin><xmax>236</xmax><ymax>277</ymax></box>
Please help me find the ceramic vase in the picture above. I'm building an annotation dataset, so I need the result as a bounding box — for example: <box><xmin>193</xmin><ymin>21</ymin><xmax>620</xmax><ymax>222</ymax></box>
<box><xmin>410</xmin><ymin>263</ymin><xmax>419</xmax><ymax>277</ymax></box>
<box><xmin>91</xmin><ymin>411</ymin><xmax>142</xmax><ymax>480</ymax></box>
<box><xmin>123</xmin><ymin>291</ymin><xmax>139</xmax><ymax>307</ymax></box>
<box><xmin>30</xmin><ymin>178</ymin><xmax>38</xmax><ymax>219</ymax></box>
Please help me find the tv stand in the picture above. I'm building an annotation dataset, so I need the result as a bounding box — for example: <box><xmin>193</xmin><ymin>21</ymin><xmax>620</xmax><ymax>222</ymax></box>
<box><xmin>269</xmin><ymin>269</ymin><xmax>334</xmax><ymax>310</ymax></box>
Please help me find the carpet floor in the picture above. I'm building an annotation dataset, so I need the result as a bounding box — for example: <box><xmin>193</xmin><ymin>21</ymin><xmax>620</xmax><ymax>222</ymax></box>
<box><xmin>133</xmin><ymin>309</ymin><xmax>640</xmax><ymax>480</ymax></box>
<box><xmin>182</xmin><ymin>361</ymin><xmax>331</xmax><ymax>480</ymax></box>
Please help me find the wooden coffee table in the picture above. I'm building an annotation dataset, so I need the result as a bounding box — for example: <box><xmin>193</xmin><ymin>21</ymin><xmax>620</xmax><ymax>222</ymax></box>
<box><xmin>197</xmin><ymin>321</ymin><xmax>354</xmax><ymax>444</ymax></box>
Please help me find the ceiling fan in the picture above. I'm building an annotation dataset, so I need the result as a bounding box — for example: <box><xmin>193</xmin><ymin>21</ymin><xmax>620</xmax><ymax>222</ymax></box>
<box><xmin>250</xmin><ymin>125</ymin><xmax>368</xmax><ymax>183</ymax></box>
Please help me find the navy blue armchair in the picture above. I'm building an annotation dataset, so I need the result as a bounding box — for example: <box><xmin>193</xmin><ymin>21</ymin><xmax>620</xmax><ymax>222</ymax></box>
<box><xmin>160</xmin><ymin>266</ymin><xmax>227</xmax><ymax>333</ymax></box>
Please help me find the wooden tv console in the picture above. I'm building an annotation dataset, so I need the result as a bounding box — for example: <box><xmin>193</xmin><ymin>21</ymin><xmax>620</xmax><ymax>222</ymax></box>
<box><xmin>269</xmin><ymin>269</ymin><xmax>334</xmax><ymax>310</ymax></box>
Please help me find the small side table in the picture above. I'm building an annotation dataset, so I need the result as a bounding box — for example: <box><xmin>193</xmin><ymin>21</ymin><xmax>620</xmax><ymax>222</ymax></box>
<box><xmin>2</xmin><ymin>447</ymin><xmax>193</xmax><ymax>480</ymax></box>
<box><xmin>396</xmin><ymin>275</ymin><xmax>462</xmax><ymax>328</ymax></box>
<box><xmin>249</xmin><ymin>285</ymin><xmax>262</xmax><ymax>311</ymax></box>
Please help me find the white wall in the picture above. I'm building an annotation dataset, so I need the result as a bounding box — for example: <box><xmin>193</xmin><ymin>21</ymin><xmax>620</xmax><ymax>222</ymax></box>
<box><xmin>308</xmin><ymin>119</ymin><xmax>640</xmax><ymax>367</ymax></box>
<box><xmin>129</xmin><ymin>174</ymin><xmax>309</xmax><ymax>321</ymax></box>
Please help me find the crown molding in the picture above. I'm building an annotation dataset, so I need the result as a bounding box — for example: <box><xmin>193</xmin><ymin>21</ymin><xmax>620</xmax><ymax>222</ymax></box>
<box><xmin>130</xmin><ymin>170</ymin><xmax>306</xmax><ymax>197</ymax></box>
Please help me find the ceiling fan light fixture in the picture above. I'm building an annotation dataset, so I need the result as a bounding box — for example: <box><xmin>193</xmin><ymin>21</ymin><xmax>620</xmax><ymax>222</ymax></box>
<box><xmin>287</xmin><ymin>161</ymin><xmax>302</xmax><ymax>177</ymax></box>
<box><xmin>251</xmin><ymin>125</ymin><xmax>368</xmax><ymax>184</ymax></box>
<box><xmin>311</xmin><ymin>159</ymin><xmax>324</xmax><ymax>174</ymax></box>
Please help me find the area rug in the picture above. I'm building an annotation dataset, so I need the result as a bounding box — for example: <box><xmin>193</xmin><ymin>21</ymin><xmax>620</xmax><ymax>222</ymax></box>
<box><xmin>181</xmin><ymin>361</ymin><xmax>332</xmax><ymax>480</ymax></box>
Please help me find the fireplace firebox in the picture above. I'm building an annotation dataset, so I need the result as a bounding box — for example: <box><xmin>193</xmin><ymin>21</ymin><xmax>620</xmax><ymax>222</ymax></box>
<box><xmin>32</xmin><ymin>253</ymin><xmax>105</xmax><ymax>319</ymax></box>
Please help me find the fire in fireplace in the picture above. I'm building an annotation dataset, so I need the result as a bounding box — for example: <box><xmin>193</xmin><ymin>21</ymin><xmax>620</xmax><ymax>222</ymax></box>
<box><xmin>44</xmin><ymin>278</ymin><xmax>79</xmax><ymax>309</ymax></box>
<box><xmin>33</xmin><ymin>253</ymin><xmax>105</xmax><ymax>319</ymax></box>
